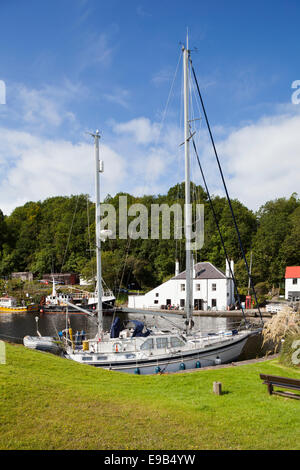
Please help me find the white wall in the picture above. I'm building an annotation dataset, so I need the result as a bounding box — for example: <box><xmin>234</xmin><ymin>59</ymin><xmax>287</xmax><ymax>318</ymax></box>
<box><xmin>285</xmin><ymin>278</ymin><xmax>299</xmax><ymax>299</ymax></box>
<box><xmin>128</xmin><ymin>277</ymin><xmax>234</xmax><ymax>311</ymax></box>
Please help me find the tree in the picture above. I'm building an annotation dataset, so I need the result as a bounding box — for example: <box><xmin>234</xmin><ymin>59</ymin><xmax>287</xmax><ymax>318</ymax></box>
<box><xmin>252</xmin><ymin>195</ymin><xmax>300</xmax><ymax>284</ymax></box>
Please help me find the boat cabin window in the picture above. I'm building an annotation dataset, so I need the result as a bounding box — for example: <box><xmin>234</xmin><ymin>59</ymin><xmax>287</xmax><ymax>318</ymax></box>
<box><xmin>156</xmin><ymin>337</ymin><xmax>168</xmax><ymax>349</ymax></box>
<box><xmin>140</xmin><ymin>338</ymin><xmax>154</xmax><ymax>350</ymax></box>
<box><xmin>170</xmin><ymin>337</ymin><xmax>185</xmax><ymax>348</ymax></box>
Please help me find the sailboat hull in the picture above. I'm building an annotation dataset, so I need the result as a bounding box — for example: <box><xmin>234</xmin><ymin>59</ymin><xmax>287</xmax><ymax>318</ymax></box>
<box><xmin>65</xmin><ymin>332</ymin><xmax>251</xmax><ymax>375</ymax></box>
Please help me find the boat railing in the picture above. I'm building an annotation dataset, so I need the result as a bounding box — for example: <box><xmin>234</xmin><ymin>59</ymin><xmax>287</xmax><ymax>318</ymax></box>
<box><xmin>67</xmin><ymin>289</ymin><xmax>114</xmax><ymax>300</ymax></box>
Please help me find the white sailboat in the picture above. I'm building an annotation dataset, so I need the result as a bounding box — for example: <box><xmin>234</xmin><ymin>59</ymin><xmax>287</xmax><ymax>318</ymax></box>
<box><xmin>62</xmin><ymin>36</ymin><xmax>260</xmax><ymax>374</ymax></box>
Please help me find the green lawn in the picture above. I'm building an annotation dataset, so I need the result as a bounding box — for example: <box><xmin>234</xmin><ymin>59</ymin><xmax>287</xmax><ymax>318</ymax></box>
<box><xmin>0</xmin><ymin>342</ymin><xmax>299</xmax><ymax>450</ymax></box>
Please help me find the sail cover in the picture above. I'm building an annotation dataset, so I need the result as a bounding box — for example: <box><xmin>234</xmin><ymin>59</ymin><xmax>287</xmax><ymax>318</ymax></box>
<box><xmin>110</xmin><ymin>317</ymin><xmax>121</xmax><ymax>338</ymax></box>
<box><xmin>131</xmin><ymin>320</ymin><xmax>151</xmax><ymax>337</ymax></box>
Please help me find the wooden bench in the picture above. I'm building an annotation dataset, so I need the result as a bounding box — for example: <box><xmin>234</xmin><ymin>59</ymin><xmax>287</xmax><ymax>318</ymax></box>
<box><xmin>260</xmin><ymin>374</ymin><xmax>300</xmax><ymax>400</ymax></box>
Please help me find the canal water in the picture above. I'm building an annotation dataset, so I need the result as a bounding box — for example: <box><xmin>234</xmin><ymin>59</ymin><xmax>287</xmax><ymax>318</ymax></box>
<box><xmin>0</xmin><ymin>310</ymin><xmax>265</xmax><ymax>361</ymax></box>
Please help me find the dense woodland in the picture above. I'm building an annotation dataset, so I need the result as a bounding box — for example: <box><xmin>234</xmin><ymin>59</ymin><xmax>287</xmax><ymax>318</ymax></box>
<box><xmin>0</xmin><ymin>182</ymin><xmax>299</xmax><ymax>299</ymax></box>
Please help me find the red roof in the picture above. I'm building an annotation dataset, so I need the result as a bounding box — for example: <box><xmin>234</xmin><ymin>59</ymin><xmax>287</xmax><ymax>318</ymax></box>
<box><xmin>285</xmin><ymin>266</ymin><xmax>300</xmax><ymax>279</ymax></box>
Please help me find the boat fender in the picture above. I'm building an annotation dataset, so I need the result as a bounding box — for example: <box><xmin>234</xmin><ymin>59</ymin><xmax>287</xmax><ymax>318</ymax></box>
<box><xmin>155</xmin><ymin>366</ymin><xmax>161</xmax><ymax>374</ymax></box>
<box><xmin>180</xmin><ymin>362</ymin><xmax>186</xmax><ymax>370</ymax></box>
<box><xmin>134</xmin><ymin>367</ymin><xmax>140</xmax><ymax>375</ymax></box>
<box><xmin>113</xmin><ymin>342</ymin><xmax>122</xmax><ymax>353</ymax></box>
<box><xmin>196</xmin><ymin>361</ymin><xmax>201</xmax><ymax>368</ymax></box>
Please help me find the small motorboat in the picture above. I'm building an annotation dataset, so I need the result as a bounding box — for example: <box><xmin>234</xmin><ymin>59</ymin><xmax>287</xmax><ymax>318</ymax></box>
<box><xmin>23</xmin><ymin>316</ymin><xmax>62</xmax><ymax>354</ymax></box>
<box><xmin>23</xmin><ymin>335</ymin><xmax>62</xmax><ymax>354</ymax></box>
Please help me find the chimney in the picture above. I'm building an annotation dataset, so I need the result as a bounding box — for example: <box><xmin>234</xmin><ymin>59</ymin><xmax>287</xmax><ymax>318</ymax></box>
<box><xmin>175</xmin><ymin>259</ymin><xmax>180</xmax><ymax>276</ymax></box>
<box><xmin>230</xmin><ymin>260</ymin><xmax>234</xmax><ymax>277</ymax></box>
<box><xmin>192</xmin><ymin>257</ymin><xmax>196</xmax><ymax>278</ymax></box>
<box><xmin>226</xmin><ymin>259</ymin><xmax>230</xmax><ymax>277</ymax></box>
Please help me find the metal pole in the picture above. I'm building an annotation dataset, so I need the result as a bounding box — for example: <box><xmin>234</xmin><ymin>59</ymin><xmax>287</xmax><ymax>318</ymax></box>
<box><xmin>93</xmin><ymin>130</ymin><xmax>103</xmax><ymax>335</ymax></box>
<box><xmin>183</xmin><ymin>35</ymin><xmax>193</xmax><ymax>332</ymax></box>
<box><xmin>248</xmin><ymin>251</ymin><xmax>253</xmax><ymax>296</ymax></box>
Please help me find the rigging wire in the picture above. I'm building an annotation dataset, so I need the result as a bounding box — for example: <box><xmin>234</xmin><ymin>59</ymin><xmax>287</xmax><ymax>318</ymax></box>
<box><xmin>189</xmin><ymin>57</ymin><xmax>263</xmax><ymax>323</ymax></box>
<box><xmin>60</xmin><ymin>195</ymin><xmax>80</xmax><ymax>273</ymax></box>
<box><xmin>86</xmin><ymin>195</ymin><xmax>92</xmax><ymax>260</ymax></box>
<box><xmin>190</xmin><ymin>133</ymin><xmax>248</xmax><ymax>325</ymax></box>
<box><xmin>176</xmin><ymin>56</ymin><xmax>185</xmax><ymax>269</ymax></box>
<box><xmin>154</xmin><ymin>49</ymin><xmax>182</xmax><ymax>146</ymax></box>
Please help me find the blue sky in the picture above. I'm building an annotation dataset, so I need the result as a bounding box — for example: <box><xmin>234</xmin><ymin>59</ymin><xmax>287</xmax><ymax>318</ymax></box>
<box><xmin>0</xmin><ymin>0</ymin><xmax>300</xmax><ymax>214</ymax></box>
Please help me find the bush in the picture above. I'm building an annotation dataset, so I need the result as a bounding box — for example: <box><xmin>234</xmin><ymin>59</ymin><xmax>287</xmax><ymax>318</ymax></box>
<box><xmin>279</xmin><ymin>333</ymin><xmax>300</xmax><ymax>368</ymax></box>
<box><xmin>255</xmin><ymin>281</ymin><xmax>270</xmax><ymax>296</ymax></box>
<box><xmin>262</xmin><ymin>307</ymin><xmax>300</xmax><ymax>353</ymax></box>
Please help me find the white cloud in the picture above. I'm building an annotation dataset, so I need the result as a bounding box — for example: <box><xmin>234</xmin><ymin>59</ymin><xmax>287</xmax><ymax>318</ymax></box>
<box><xmin>136</xmin><ymin>5</ymin><xmax>152</xmax><ymax>18</ymax></box>
<box><xmin>18</xmin><ymin>86</ymin><xmax>69</xmax><ymax>127</ymax></box>
<box><xmin>103</xmin><ymin>87</ymin><xmax>131</xmax><ymax>108</ymax></box>
<box><xmin>112</xmin><ymin>117</ymin><xmax>161</xmax><ymax>144</ymax></box>
<box><xmin>1</xmin><ymin>106</ymin><xmax>299</xmax><ymax>217</ymax></box>
<box><xmin>78</xmin><ymin>31</ymin><xmax>116</xmax><ymax>71</ymax></box>
<box><xmin>214</xmin><ymin>113</ymin><xmax>300</xmax><ymax>209</ymax></box>
<box><xmin>152</xmin><ymin>67</ymin><xmax>173</xmax><ymax>86</ymax></box>
<box><xmin>1</xmin><ymin>80</ymin><xmax>86</xmax><ymax>135</ymax></box>
<box><xmin>0</xmin><ymin>128</ymin><xmax>127</xmax><ymax>215</ymax></box>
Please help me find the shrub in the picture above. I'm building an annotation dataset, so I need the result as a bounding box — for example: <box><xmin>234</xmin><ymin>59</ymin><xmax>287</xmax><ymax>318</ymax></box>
<box><xmin>279</xmin><ymin>333</ymin><xmax>300</xmax><ymax>368</ymax></box>
<box><xmin>262</xmin><ymin>307</ymin><xmax>300</xmax><ymax>353</ymax></box>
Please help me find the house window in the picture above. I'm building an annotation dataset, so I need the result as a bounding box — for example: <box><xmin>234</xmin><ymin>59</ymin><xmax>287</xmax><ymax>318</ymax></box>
<box><xmin>180</xmin><ymin>299</ymin><xmax>185</xmax><ymax>307</ymax></box>
<box><xmin>181</xmin><ymin>284</ymin><xmax>185</xmax><ymax>292</ymax></box>
<box><xmin>212</xmin><ymin>299</ymin><xmax>217</xmax><ymax>308</ymax></box>
<box><xmin>196</xmin><ymin>284</ymin><xmax>200</xmax><ymax>291</ymax></box>
<box><xmin>212</xmin><ymin>283</ymin><xmax>216</xmax><ymax>291</ymax></box>
<box><xmin>293</xmin><ymin>278</ymin><xmax>298</xmax><ymax>285</ymax></box>
<box><xmin>155</xmin><ymin>292</ymin><xmax>159</xmax><ymax>297</ymax></box>
<box><xmin>154</xmin><ymin>300</ymin><xmax>158</xmax><ymax>304</ymax></box>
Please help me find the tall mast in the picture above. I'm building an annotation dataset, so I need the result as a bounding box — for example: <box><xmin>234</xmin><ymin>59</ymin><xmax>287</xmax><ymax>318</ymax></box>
<box><xmin>91</xmin><ymin>130</ymin><xmax>103</xmax><ymax>335</ymax></box>
<box><xmin>247</xmin><ymin>251</ymin><xmax>253</xmax><ymax>296</ymax></box>
<box><xmin>183</xmin><ymin>33</ymin><xmax>193</xmax><ymax>332</ymax></box>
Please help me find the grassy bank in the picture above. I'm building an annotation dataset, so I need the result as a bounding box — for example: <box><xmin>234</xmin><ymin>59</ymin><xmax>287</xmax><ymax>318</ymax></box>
<box><xmin>0</xmin><ymin>342</ymin><xmax>299</xmax><ymax>450</ymax></box>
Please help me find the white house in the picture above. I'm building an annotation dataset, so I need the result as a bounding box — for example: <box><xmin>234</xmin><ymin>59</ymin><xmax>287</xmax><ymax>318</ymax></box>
<box><xmin>128</xmin><ymin>259</ymin><xmax>235</xmax><ymax>311</ymax></box>
<box><xmin>285</xmin><ymin>266</ymin><xmax>300</xmax><ymax>301</ymax></box>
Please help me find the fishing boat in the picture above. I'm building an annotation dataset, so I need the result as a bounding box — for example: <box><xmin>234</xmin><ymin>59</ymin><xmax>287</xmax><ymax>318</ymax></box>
<box><xmin>61</xmin><ymin>35</ymin><xmax>262</xmax><ymax>374</ymax></box>
<box><xmin>0</xmin><ymin>296</ymin><xmax>27</xmax><ymax>312</ymax></box>
<box><xmin>40</xmin><ymin>278</ymin><xmax>115</xmax><ymax>313</ymax></box>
